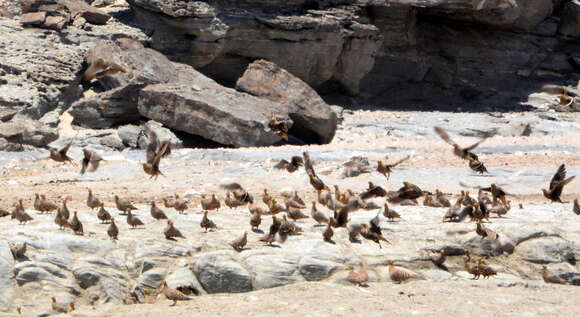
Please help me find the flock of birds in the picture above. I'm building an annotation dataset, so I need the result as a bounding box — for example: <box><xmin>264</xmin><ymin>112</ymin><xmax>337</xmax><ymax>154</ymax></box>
<box><xmin>3</xmin><ymin>126</ymin><xmax>579</xmax><ymax>313</ymax></box>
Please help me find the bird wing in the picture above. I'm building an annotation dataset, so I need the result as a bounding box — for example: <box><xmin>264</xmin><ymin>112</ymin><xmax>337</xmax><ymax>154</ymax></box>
<box><xmin>273</xmin><ymin>159</ymin><xmax>289</xmax><ymax>169</ymax></box>
<box><xmin>389</xmin><ymin>155</ymin><xmax>410</xmax><ymax>167</ymax></box>
<box><xmin>80</xmin><ymin>149</ymin><xmax>90</xmax><ymax>175</ymax></box>
<box><xmin>290</xmin><ymin>156</ymin><xmax>304</xmax><ymax>167</ymax></box>
<box><xmin>59</xmin><ymin>140</ymin><xmax>73</xmax><ymax>156</ymax></box>
<box><xmin>153</xmin><ymin>141</ymin><xmax>171</xmax><ymax>168</ymax></box>
<box><xmin>146</xmin><ymin>130</ymin><xmax>160</xmax><ymax>163</ymax></box>
<box><xmin>549</xmin><ymin>164</ymin><xmax>566</xmax><ymax>191</ymax></box>
<box><xmin>464</xmin><ymin>137</ymin><xmax>487</xmax><ymax>151</ymax></box>
<box><xmin>434</xmin><ymin>127</ymin><xmax>457</xmax><ymax>146</ymax></box>
<box><xmin>159</xmin><ymin>140</ymin><xmax>172</xmax><ymax>158</ymax></box>
<box><xmin>369</xmin><ymin>215</ymin><xmax>382</xmax><ymax>235</ymax></box>
<box><xmin>303</xmin><ymin>151</ymin><xmax>315</xmax><ymax>175</ymax></box>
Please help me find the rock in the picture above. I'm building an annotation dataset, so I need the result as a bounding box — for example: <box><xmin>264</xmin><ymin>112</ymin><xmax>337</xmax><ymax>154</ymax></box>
<box><xmin>558</xmin><ymin>0</ymin><xmax>580</xmax><ymax>38</ymax></box>
<box><xmin>137</xmin><ymin>267</ymin><xmax>166</xmax><ymax>289</ymax></box>
<box><xmin>194</xmin><ymin>251</ymin><xmax>253</xmax><ymax>293</ymax></box>
<box><xmin>26</xmin><ymin>232</ymin><xmax>115</xmax><ymax>255</ymax></box>
<box><xmin>138</xmin><ymin>82</ymin><xmax>283</xmax><ymax>147</ymax></box>
<box><xmin>73</xmin><ymin>265</ymin><xmax>128</xmax><ymax>289</ymax></box>
<box><xmin>20</xmin><ymin>12</ymin><xmax>47</xmax><ymax>26</ymax></box>
<box><xmin>139</xmin><ymin>121</ymin><xmax>183</xmax><ymax>149</ymax></box>
<box><xmin>69</xmin><ymin>86</ymin><xmax>141</xmax><ymax>129</ymax></box>
<box><xmin>14</xmin><ymin>261</ymin><xmax>67</xmax><ymax>279</ymax></box>
<box><xmin>60</xmin><ymin>0</ymin><xmax>111</xmax><ymax>25</ymax></box>
<box><xmin>298</xmin><ymin>256</ymin><xmax>342</xmax><ymax>281</ymax></box>
<box><xmin>16</xmin><ymin>267</ymin><xmax>56</xmax><ymax>285</ymax></box>
<box><xmin>126</xmin><ymin>0</ymin><xmax>382</xmax><ymax>95</ymax></box>
<box><xmin>135</xmin><ymin>243</ymin><xmax>191</xmax><ymax>259</ymax></box>
<box><xmin>244</xmin><ymin>255</ymin><xmax>303</xmax><ymax>289</ymax></box>
<box><xmin>0</xmin><ymin>243</ymin><xmax>13</xmax><ymax>311</ymax></box>
<box><xmin>118</xmin><ymin>124</ymin><xmax>142</xmax><ymax>148</ymax></box>
<box><xmin>236</xmin><ymin>60</ymin><xmax>337</xmax><ymax>144</ymax></box>
<box><xmin>0</xmin><ymin>115</ymin><xmax>58</xmax><ymax>148</ymax></box>
<box><xmin>49</xmin><ymin>127</ymin><xmax>126</xmax><ymax>152</ymax></box>
<box><xmin>516</xmin><ymin>237</ymin><xmax>575</xmax><ymax>264</ymax></box>
<box><xmin>100</xmin><ymin>278</ymin><xmax>128</xmax><ymax>304</ymax></box>
<box><xmin>165</xmin><ymin>267</ymin><xmax>206</xmax><ymax>295</ymax></box>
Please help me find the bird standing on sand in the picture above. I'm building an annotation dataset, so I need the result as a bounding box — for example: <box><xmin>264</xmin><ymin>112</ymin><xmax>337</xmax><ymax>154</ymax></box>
<box><xmin>87</xmin><ymin>189</ymin><xmax>102</xmax><ymax>211</ymax></box>
<box><xmin>80</xmin><ymin>148</ymin><xmax>104</xmax><ymax>174</ymax></box>
<box><xmin>542</xmin><ymin>164</ymin><xmax>575</xmax><ymax>203</ymax></box>
<box><xmin>107</xmin><ymin>218</ymin><xmax>118</xmax><ymax>240</ymax></box>
<box><xmin>97</xmin><ymin>203</ymin><xmax>112</xmax><ymax>223</ymax></box>
<box><xmin>383</xmin><ymin>202</ymin><xmax>400</xmax><ymax>221</ymax></box>
<box><xmin>69</xmin><ymin>211</ymin><xmax>83</xmax><ymax>235</ymax></box>
<box><xmin>201</xmin><ymin>194</ymin><xmax>220</xmax><ymax>211</ymax></box>
<box><xmin>150</xmin><ymin>201</ymin><xmax>168</xmax><ymax>220</ymax></box>
<box><xmin>322</xmin><ymin>220</ymin><xmax>334</xmax><ymax>243</ymax></box>
<box><xmin>173</xmin><ymin>194</ymin><xmax>188</xmax><ymax>214</ymax></box>
<box><xmin>387</xmin><ymin>260</ymin><xmax>419</xmax><ymax>283</ymax></box>
<box><xmin>115</xmin><ymin>195</ymin><xmax>137</xmax><ymax>215</ymax></box>
<box><xmin>541</xmin><ymin>265</ymin><xmax>568</xmax><ymax>284</ymax></box>
<box><xmin>14</xmin><ymin>199</ymin><xmax>33</xmax><ymax>224</ymax></box>
<box><xmin>200</xmin><ymin>211</ymin><xmax>217</xmax><ymax>232</ymax></box>
<box><xmin>160</xmin><ymin>281</ymin><xmax>191</xmax><ymax>306</ymax></box>
<box><xmin>260</xmin><ymin>216</ymin><xmax>281</xmax><ymax>245</ymax></box>
<box><xmin>164</xmin><ymin>220</ymin><xmax>185</xmax><ymax>240</ymax></box>
<box><xmin>311</xmin><ymin>202</ymin><xmax>329</xmax><ymax>225</ymax></box>
<box><xmin>230</xmin><ymin>231</ymin><xmax>248</xmax><ymax>251</ymax></box>
<box><xmin>127</xmin><ymin>210</ymin><xmax>144</xmax><ymax>229</ymax></box>
<box><xmin>477</xmin><ymin>259</ymin><xmax>497</xmax><ymax>279</ymax></box>
<box><xmin>463</xmin><ymin>251</ymin><xmax>480</xmax><ymax>279</ymax></box>
<box><xmin>250</xmin><ymin>209</ymin><xmax>262</xmax><ymax>231</ymax></box>
<box><xmin>377</xmin><ymin>155</ymin><xmax>409</xmax><ymax>179</ymax></box>
<box><xmin>347</xmin><ymin>262</ymin><xmax>368</xmax><ymax>286</ymax></box>
<box><xmin>468</xmin><ymin>157</ymin><xmax>488</xmax><ymax>174</ymax></box>
<box><xmin>51</xmin><ymin>297</ymin><xmax>74</xmax><ymax>314</ymax></box>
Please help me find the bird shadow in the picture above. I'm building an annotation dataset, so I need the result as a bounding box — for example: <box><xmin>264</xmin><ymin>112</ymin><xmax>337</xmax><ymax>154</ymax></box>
<box><xmin>251</xmin><ymin>228</ymin><xmax>264</xmax><ymax>234</ymax></box>
<box><xmin>165</xmin><ymin>237</ymin><xmax>177</xmax><ymax>241</ymax></box>
<box><xmin>349</xmin><ymin>238</ymin><xmax>362</xmax><ymax>244</ymax></box>
<box><xmin>15</xmin><ymin>256</ymin><xmax>31</xmax><ymax>262</ymax></box>
<box><xmin>472</xmin><ymin>174</ymin><xmax>495</xmax><ymax>177</ymax></box>
<box><xmin>324</xmin><ymin>240</ymin><xmax>336</xmax><ymax>244</ymax></box>
<box><xmin>313</xmin><ymin>224</ymin><xmax>326</xmax><ymax>228</ymax></box>
<box><xmin>434</xmin><ymin>263</ymin><xmax>449</xmax><ymax>271</ymax></box>
<box><xmin>233</xmin><ymin>247</ymin><xmax>250</xmax><ymax>252</ymax></box>
<box><xmin>266</xmin><ymin>244</ymin><xmax>282</xmax><ymax>248</ymax></box>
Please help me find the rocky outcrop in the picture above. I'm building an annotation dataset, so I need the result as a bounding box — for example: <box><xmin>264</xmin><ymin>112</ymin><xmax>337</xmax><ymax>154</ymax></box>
<box><xmin>126</xmin><ymin>0</ymin><xmax>580</xmax><ymax>109</ymax></box>
<box><xmin>20</xmin><ymin>0</ymin><xmax>111</xmax><ymax>31</ymax></box>
<box><xmin>236</xmin><ymin>60</ymin><xmax>337</xmax><ymax>144</ymax></box>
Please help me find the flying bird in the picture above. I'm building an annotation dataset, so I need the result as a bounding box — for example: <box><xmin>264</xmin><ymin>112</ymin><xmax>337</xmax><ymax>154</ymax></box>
<box><xmin>377</xmin><ymin>155</ymin><xmax>410</xmax><ymax>179</ymax></box>
<box><xmin>434</xmin><ymin>127</ymin><xmax>487</xmax><ymax>161</ymax></box>
<box><xmin>542</xmin><ymin>164</ymin><xmax>575</xmax><ymax>203</ymax></box>
<box><xmin>273</xmin><ymin>156</ymin><xmax>303</xmax><ymax>173</ymax></box>
<box><xmin>80</xmin><ymin>148</ymin><xmax>104</xmax><ymax>174</ymax></box>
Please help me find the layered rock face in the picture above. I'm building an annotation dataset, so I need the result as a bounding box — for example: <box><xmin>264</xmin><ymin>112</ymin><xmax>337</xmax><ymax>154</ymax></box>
<box><xmin>127</xmin><ymin>0</ymin><xmax>580</xmax><ymax>108</ymax></box>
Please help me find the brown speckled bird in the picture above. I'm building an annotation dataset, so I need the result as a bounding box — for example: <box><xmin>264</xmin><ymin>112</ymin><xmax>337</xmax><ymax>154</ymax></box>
<box><xmin>9</xmin><ymin>242</ymin><xmax>26</xmax><ymax>259</ymax></box>
<box><xmin>250</xmin><ymin>209</ymin><xmax>262</xmax><ymax>231</ymax></box>
<box><xmin>83</xmin><ymin>58</ymin><xmax>126</xmax><ymax>81</ymax></box>
<box><xmin>310</xmin><ymin>202</ymin><xmax>329</xmax><ymax>225</ymax></box>
<box><xmin>383</xmin><ymin>202</ymin><xmax>400</xmax><ymax>222</ymax></box>
<box><xmin>481</xmin><ymin>184</ymin><xmax>510</xmax><ymax>208</ymax></box>
<box><xmin>14</xmin><ymin>200</ymin><xmax>33</xmax><ymax>225</ymax></box>
<box><xmin>268</xmin><ymin>115</ymin><xmax>292</xmax><ymax>141</ymax></box>
<box><xmin>542</xmin><ymin>164</ymin><xmax>575</xmax><ymax>203</ymax></box>
<box><xmin>230</xmin><ymin>231</ymin><xmax>248</xmax><ymax>251</ymax></box>
<box><xmin>225</xmin><ymin>192</ymin><xmax>244</xmax><ymax>209</ymax></box>
<box><xmin>127</xmin><ymin>210</ymin><xmax>144</xmax><ymax>229</ymax></box>
<box><xmin>387</xmin><ymin>260</ymin><xmax>418</xmax><ymax>283</ymax></box>
<box><xmin>262</xmin><ymin>189</ymin><xmax>273</xmax><ymax>205</ymax></box>
<box><xmin>97</xmin><ymin>203</ymin><xmax>112</xmax><ymax>224</ymax></box>
<box><xmin>541</xmin><ymin>265</ymin><xmax>568</xmax><ymax>285</ymax></box>
<box><xmin>57</xmin><ymin>198</ymin><xmax>70</xmax><ymax>220</ymax></box>
<box><xmin>163</xmin><ymin>196</ymin><xmax>175</xmax><ymax>209</ymax></box>
<box><xmin>54</xmin><ymin>210</ymin><xmax>68</xmax><ymax>230</ymax></box>
<box><xmin>51</xmin><ymin>297</ymin><xmax>74</xmax><ymax>314</ymax></box>
<box><xmin>69</xmin><ymin>211</ymin><xmax>83</xmax><ymax>235</ymax></box>
<box><xmin>434</xmin><ymin>126</ymin><xmax>487</xmax><ymax>161</ymax></box>
<box><xmin>574</xmin><ymin>199</ymin><xmax>580</xmax><ymax>215</ymax></box>
<box><xmin>464</xmin><ymin>251</ymin><xmax>480</xmax><ymax>279</ymax></box>
<box><xmin>49</xmin><ymin>140</ymin><xmax>74</xmax><ymax>164</ymax></box>
<box><xmin>435</xmin><ymin>190</ymin><xmax>451</xmax><ymax>207</ymax></box>
<box><xmin>389</xmin><ymin>182</ymin><xmax>425</xmax><ymax>203</ymax></box>
<box><xmin>142</xmin><ymin>133</ymin><xmax>171</xmax><ymax>180</ymax></box>
<box><xmin>200</xmin><ymin>211</ymin><xmax>217</xmax><ymax>232</ymax></box>
<box><xmin>477</xmin><ymin>258</ymin><xmax>497</xmax><ymax>279</ymax></box>
<box><xmin>80</xmin><ymin>148</ymin><xmax>103</xmax><ymax>174</ymax></box>
<box><xmin>377</xmin><ymin>155</ymin><xmax>409</xmax><ymax>180</ymax></box>
<box><xmin>303</xmin><ymin>151</ymin><xmax>326</xmax><ymax>191</ymax></box>
<box><xmin>173</xmin><ymin>194</ymin><xmax>188</xmax><ymax>214</ymax></box>
<box><xmin>267</xmin><ymin>199</ymin><xmax>285</xmax><ymax>215</ymax></box>
<box><xmin>347</xmin><ymin>262</ymin><xmax>368</xmax><ymax>286</ymax></box>
<box><xmin>107</xmin><ymin>218</ymin><xmax>118</xmax><ymax>240</ymax></box>
<box><xmin>161</xmin><ymin>281</ymin><xmax>191</xmax><ymax>306</ymax></box>
<box><xmin>360</xmin><ymin>182</ymin><xmax>387</xmax><ymax>200</ymax></box>
<box><xmin>260</xmin><ymin>216</ymin><xmax>281</xmax><ymax>245</ymax></box>
<box><xmin>274</xmin><ymin>156</ymin><xmax>303</xmax><ymax>173</ymax></box>
<box><xmin>86</xmin><ymin>189</ymin><xmax>102</xmax><ymax>211</ymax></box>
<box><xmin>468</xmin><ymin>157</ymin><xmax>488</xmax><ymax>174</ymax></box>
<box><xmin>164</xmin><ymin>220</ymin><xmax>185</xmax><ymax>240</ymax></box>
<box><xmin>322</xmin><ymin>220</ymin><xmax>334</xmax><ymax>243</ymax></box>
<box><xmin>114</xmin><ymin>195</ymin><xmax>137</xmax><ymax>215</ymax></box>
<box><xmin>201</xmin><ymin>194</ymin><xmax>220</xmax><ymax>211</ymax></box>
<box><xmin>150</xmin><ymin>201</ymin><xmax>168</xmax><ymax>220</ymax></box>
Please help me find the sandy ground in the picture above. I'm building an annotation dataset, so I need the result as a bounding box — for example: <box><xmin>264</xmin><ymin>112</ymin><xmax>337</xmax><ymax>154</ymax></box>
<box><xmin>0</xmin><ymin>110</ymin><xmax>579</xmax><ymax>316</ymax></box>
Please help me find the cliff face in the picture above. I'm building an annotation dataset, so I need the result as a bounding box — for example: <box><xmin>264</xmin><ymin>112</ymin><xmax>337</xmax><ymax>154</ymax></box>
<box><xmin>127</xmin><ymin>0</ymin><xmax>580</xmax><ymax>108</ymax></box>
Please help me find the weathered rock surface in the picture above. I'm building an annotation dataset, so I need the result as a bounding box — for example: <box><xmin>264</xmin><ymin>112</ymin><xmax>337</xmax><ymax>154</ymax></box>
<box><xmin>236</xmin><ymin>60</ymin><xmax>337</xmax><ymax>144</ymax></box>
<box><xmin>69</xmin><ymin>86</ymin><xmax>141</xmax><ymax>129</ymax></box>
<box><xmin>559</xmin><ymin>0</ymin><xmax>580</xmax><ymax>38</ymax></box>
<box><xmin>194</xmin><ymin>251</ymin><xmax>253</xmax><ymax>293</ymax></box>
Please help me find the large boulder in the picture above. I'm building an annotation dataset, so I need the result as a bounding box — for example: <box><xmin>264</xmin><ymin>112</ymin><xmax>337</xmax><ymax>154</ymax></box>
<box><xmin>236</xmin><ymin>60</ymin><xmax>337</xmax><ymax>144</ymax></box>
<box><xmin>0</xmin><ymin>115</ymin><xmax>58</xmax><ymax>149</ymax></box>
<box><xmin>69</xmin><ymin>86</ymin><xmax>141</xmax><ymax>129</ymax></box>
<box><xmin>194</xmin><ymin>251</ymin><xmax>253</xmax><ymax>293</ymax></box>
<box><xmin>558</xmin><ymin>0</ymin><xmax>580</xmax><ymax>38</ymax></box>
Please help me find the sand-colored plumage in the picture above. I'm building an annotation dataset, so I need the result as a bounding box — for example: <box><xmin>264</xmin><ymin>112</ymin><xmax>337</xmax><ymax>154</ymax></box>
<box><xmin>83</xmin><ymin>57</ymin><xmax>126</xmax><ymax>81</ymax></box>
<box><xmin>317</xmin><ymin>187</ymin><xmax>332</xmax><ymax>206</ymax></box>
<box><xmin>142</xmin><ymin>137</ymin><xmax>170</xmax><ymax>180</ymax></box>
<box><xmin>262</xmin><ymin>189</ymin><xmax>273</xmax><ymax>205</ymax></box>
<box><xmin>97</xmin><ymin>203</ymin><xmax>112</xmax><ymax>223</ymax></box>
<box><xmin>161</xmin><ymin>281</ymin><xmax>191</xmax><ymax>306</ymax></box>
<box><xmin>163</xmin><ymin>196</ymin><xmax>175</xmax><ymax>208</ymax></box>
<box><xmin>383</xmin><ymin>202</ymin><xmax>401</xmax><ymax>221</ymax></box>
<box><xmin>360</xmin><ymin>182</ymin><xmax>387</xmax><ymax>200</ymax></box>
<box><xmin>286</xmin><ymin>206</ymin><xmax>309</xmax><ymax>221</ymax></box>
<box><xmin>268</xmin><ymin>115</ymin><xmax>292</xmax><ymax>141</ymax></box>
<box><xmin>428</xmin><ymin>250</ymin><xmax>446</xmax><ymax>266</ymax></box>
<box><xmin>322</xmin><ymin>221</ymin><xmax>334</xmax><ymax>242</ymax></box>
<box><xmin>114</xmin><ymin>195</ymin><xmax>137</xmax><ymax>215</ymax></box>
<box><xmin>267</xmin><ymin>199</ymin><xmax>286</xmax><ymax>215</ymax></box>
<box><xmin>164</xmin><ymin>220</ymin><xmax>185</xmax><ymax>240</ymax></box>
<box><xmin>542</xmin><ymin>164</ymin><xmax>575</xmax><ymax>203</ymax></box>
<box><xmin>347</xmin><ymin>262</ymin><xmax>368</xmax><ymax>286</ymax></box>
<box><xmin>150</xmin><ymin>201</ymin><xmax>168</xmax><ymax>220</ymax></box>
<box><xmin>225</xmin><ymin>192</ymin><xmax>244</xmax><ymax>209</ymax></box>
<box><xmin>250</xmin><ymin>209</ymin><xmax>262</xmax><ymax>230</ymax></box>
<box><xmin>489</xmin><ymin>201</ymin><xmax>510</xmax><ymax>217</ymax></box>
<box><xmin>54</xmin><ymin>211</ymin><xmax>69</xmax><ymax>229</ymax></box>
<box><xmin>468</xmin><ymin>157</ymin><xmax>488</xmax><ymax>174</ymax></box>
<box><xmin>68</xmin><ymin>211</ymin><xmax>83</xmax><ymax>235</ymax></box>
<box><xmin>230</xmin><ymin>231</ymin><xmax>248</xmax><ymax>251</ymax></box>
<box><xmin>541</xmin><ymin>265</ymin><xmax>568</xmax><ymax>284</ymax></box>
<box><xmin>464</xmin><ymin>252</ymin><xmax>480</xmax><ymax>279</ymax></box>
<box><xmin>107</xmin><ymin>218</ymin><xmax>118</xmax><ymax>240</ymax></box>
<box><xmin>201</xmin><ymin>194</ymin><xmax>220</xmax><ymax>211</ymax></box>
<box><xmin>435</xmin><ymin>189</ymin><xmax>451</xmax><ymax>207</ymax></box>
<box><xmin>14</xmin><ymin>200</ymin><xmax>33</xmax><ymax>224</ymax></box>
<box><xmin>434</xmin><ymin>126</ymin><xmax>487</xmax><ymax>160</ymax></box>
<box><xmin>9</xmin><ymin>242</ymin><xmax>26</xmax><ymax>259</ymax></box>
<box><xmin>260</xmin><ymin>216</ymin><xmax>281</xmax><ymax>245</ymax></box>
<box><xmin>481</xmin><ymin>184</ymin><xmax>510</xmax><ymax>208</ymax></box>
<box><xmin>58</xmin><ymin>198</ymin><xmax>70</xmax><ymax>220</ymax></box>
<box><xmin>35</xmin><ymin>194</ymin><xmax>58</xmax><ymax>213</ymax></box>
<box><xmin>173</xmin><ymin>194</ymin><xmax>188</xmax><ymax>214</ymax></box>
<box><xmin>387</xmin><ymin>260</ymin><xmax>419</xmax><ymax>283</ymax></box>
<box><xmin>80</xmin><ymin>148</ymin><xmax>103</xmax><ymax>174</ymax></box>
<box><xmin>477</xmin><ymin>259</ymin><xmax>497</xmax><ymax>278</ymax></box>
<box><xmin>87</xmin><ymin>189</ymin><xmax>102</xmax><ymax>211</ymax></box>
<box><xmin>443</xmin><ymin>195</ymin><xmax>464</xmax><ymax>222</ymax></box>
<box><xmin>377</xmin><ymin>155</ymin><xmax>409</xmax><ymax>179</ymax></box>
<box><xmin>49</xmin><ymin>140</ymin><xmax>74</xmax><ymax>164</ymax></box>
<box><xmin>200</xmin><ymin>211</ymin><xmax>217</xmax><ymax>232</ymax></box>
<box><xmin>274</xmin><ymin>156</ymin><xmax>303</xmax><ymax>173</ymax></box>
<box><xmin>476</xmin><ymin>220</ymin><xmax>499</xmax><ymax>241</ymax></box>
<box><xmin>127</xmin><ymin>210</ymin><xmax>144</xmax><ymax>229</ymax></box>
<box><xmin>311</xmin><ymin>202</ymin><xmax>329</xmax><ymax>225</ymax></box>
<box><xmin>51</xmin><ymin>297</ymin><xmax>74</xmax><ymax>313</ymax></box>
<box><xmin>389</xmin><ymin>181</ymin><xmax>424</xmax><ymax>203</ymax></box>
